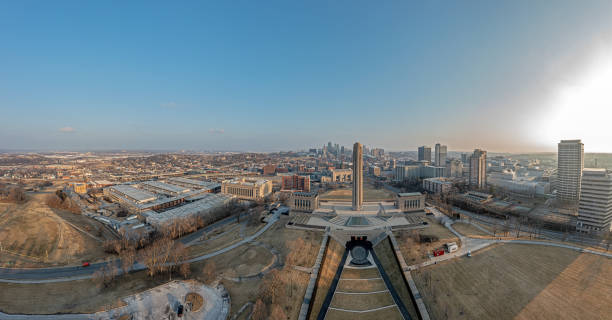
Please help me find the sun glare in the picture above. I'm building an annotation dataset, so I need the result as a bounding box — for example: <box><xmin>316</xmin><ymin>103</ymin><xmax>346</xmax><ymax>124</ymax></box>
<box><xmin>536</xmin><ymin>50</ymin><xmax>612</xmax><ymax>152</ymax></box>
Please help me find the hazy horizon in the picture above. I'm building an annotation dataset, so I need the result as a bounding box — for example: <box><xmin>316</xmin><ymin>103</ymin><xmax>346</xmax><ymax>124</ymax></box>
<box><xmin>1</xmin><ymin>1</ymin><xmax>612</xmax><ymax>152</ymax></box>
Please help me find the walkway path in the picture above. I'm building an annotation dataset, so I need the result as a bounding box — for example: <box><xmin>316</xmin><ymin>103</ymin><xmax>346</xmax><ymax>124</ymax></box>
<box><xmin>0</xmin><ymin>212</ymin><xmax>280</xmax><ymax>283</ymax></box>
<box><xmin>0</xmin><ymin>280</ymin><xmax>229</xmax><ymax>320</ymax></box>
<box><xmin>408</xmin><ymin>207</ymin><xmax>612</xmax><ymax>270</ymax></box>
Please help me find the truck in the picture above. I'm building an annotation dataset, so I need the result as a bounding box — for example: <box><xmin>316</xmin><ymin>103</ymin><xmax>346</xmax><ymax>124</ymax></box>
<box><xmin>445</xmin><ymin>242</ymin><xmax>458</xmax><ymax>253</ymax></box>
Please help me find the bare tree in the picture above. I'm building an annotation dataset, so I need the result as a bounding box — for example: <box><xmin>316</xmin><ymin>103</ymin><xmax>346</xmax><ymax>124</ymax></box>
<box><xmin>251</xmin><ymin>299</ymin><xmax>267</xmax><ymax>320</ymax></box>
<box><xmin>259</xmin><ymin>269</ymin><xmax>286</xmax><ymax>305</ymax></box>
<box><xmin>180</xmin><ymin>262</ymin><xmax>191</xmax><ymax>279</ymax></box>
<box><xmin>119</xmin><ymin>246</ymin><xmax>137</xmax><ymax>274</ymax></box>
<box><xmin>269</xmin><ymin>304</ymin><xmax>287</xmax><ymax>320</ymax></box>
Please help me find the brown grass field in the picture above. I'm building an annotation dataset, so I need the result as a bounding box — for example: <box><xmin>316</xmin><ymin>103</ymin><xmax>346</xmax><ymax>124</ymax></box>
<box><xmin>0</xmin><ymin>194</ymin><xmax>115</xmax><ymax>267</ymax></box>
<box><xmin>0</xmin><ymin>271</ymin><xmax>168</xmax><ymax>314</ymax></box>
<box><xmin>452</xmin><ymin>222</ymin><xmax>492</xmax><ymax>237</ymax></box>
<box><xmin>308</xmin><ymin>238</ymin><xmax>345</xmax><ymax>320</ymax></box>
<box><xmin>325</xmin><ymin>307</ymin><xmax>404</xmax><ymax>320</ymax></box>
<box><xmin>412</xmin><ymin>243</ymin><xmax>612</xmax><ymax>320</ymax></box>
<box><xmin>0</xmin><ymin>215</ymin><xmax>323</xmax><ymax>318</ymax></box>
<box><xmin>192</xmin><ymin>215</ymin><xmax>323</xmax><ymax>319</ymax></box>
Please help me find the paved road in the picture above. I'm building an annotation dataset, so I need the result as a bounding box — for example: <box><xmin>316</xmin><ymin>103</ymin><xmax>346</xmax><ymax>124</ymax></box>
<box><xmin>452</xmin><ymin>206</ymin><xmax>610</xmax><ymax>249</ymax></box>
<box><xmin>408</xmin><ymin>207</ymin><xmax>612</xmax><ymax>270</ymax></box>
<box><xmin>0</xmin><ymin>212</ymin><xmax>274</xmax><ymax>283</ymax></box>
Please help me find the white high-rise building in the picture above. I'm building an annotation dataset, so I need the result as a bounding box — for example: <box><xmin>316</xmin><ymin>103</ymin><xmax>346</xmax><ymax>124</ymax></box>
<box><xmin>434</xmin><ymin>143</ymin><xmax>447</xmax><ymax>167</ymax></box>
<box><xmin>469</xmin><ymin>149</ymin><xmax>487</xmax><ymax>189</ymax></box>
<box><xmin>557</xmin><ymin>139</ymin><xmax>584</xmax><ymax>203</ymax></box>
<box><xmin>577</xmin><ymin>168</ymin><xmax>612</xmax><ymax>233</ymax></box>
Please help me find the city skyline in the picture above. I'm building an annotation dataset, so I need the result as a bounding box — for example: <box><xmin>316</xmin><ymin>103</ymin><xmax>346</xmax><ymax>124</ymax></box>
<box><xmin>1</xmin><ymin>1</ymin><xmax>612</xmax><ymax>152</ymax></box>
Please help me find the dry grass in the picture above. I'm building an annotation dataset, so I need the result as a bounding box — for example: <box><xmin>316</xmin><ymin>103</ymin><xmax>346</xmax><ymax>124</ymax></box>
<box><xmin>191</xmin><ymin>216</ymin><xmax>322</xmax><ymax>320</ymax></box>
<box><xmin>452</xmin><ymin>222</ymin><xmax>492</xmax><ymax>237</ymax></box>
<box><xmin>337</xmin><ymin>279</ymin><xmax>387</xmax><ymax>292</ymax></box>
<box><xmin>412</xmin><ymin>243</ymin><xmax>612</xmax><ymax>320</ymax></box>
<box><xmin>374</xmin><ymin>238</ymin><xmax>420</xmax><ymax>320</ymax></box>
<box><xmin>308</xmin><ymin>238</ymin><xmax>345</xmax><ymax>320</ymax></box>
<box><xmin>330</xmin><ymin>291</ymin><xmax>395</xmax><ymax>310</ymax></box>
<box><xmin>0</xmin><ymin>214</ymin><xmax>322</xmax><ymax>318</ymax></box>
<box><xmin>0</xmin><ymin>271</ymin><xmax>168</xmax><ymax>314</ymax></box>
<box><xmin>341</xmin><ymin>267</ymin><xmax>380</xmax><ymax>279</ymax></box>
<box><xmin>393</xmin><ymin>217</ymin><xmax>459</xmax><ymax>265</ymax></box>
<box><xmin>0</xmin><ymin>194</ymin><xmax>113</xmax><ymax>267</ymax></box>
<box><xmin>325</xmin><ymin>307</ymin><xmax>404</xmax><ymax>320</ymax></box>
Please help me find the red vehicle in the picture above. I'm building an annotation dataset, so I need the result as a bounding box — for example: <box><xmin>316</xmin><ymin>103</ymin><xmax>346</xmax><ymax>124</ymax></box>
<box><xmin>433</xmin><ymin>249</ymin><xmax>445</xmax><ymax>257</ymax></box>
<box><xmin>82</xmin><ymin>262</ymin><xmax>90</xmax><ymax>267</ymax></box>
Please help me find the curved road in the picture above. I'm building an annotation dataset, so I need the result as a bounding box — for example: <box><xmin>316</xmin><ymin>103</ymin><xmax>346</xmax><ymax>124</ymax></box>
<box><xmin>0</xmin><ymin>212</ymin><xmax>278</xmax><ymax>283</ymax></box>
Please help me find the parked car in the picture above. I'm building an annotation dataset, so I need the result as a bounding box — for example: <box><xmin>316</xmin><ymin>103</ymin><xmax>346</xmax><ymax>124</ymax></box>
<box><xmin>82</xmin><ymin>262</ymin><xmax>90</xmax><ymax>267</ymax></box>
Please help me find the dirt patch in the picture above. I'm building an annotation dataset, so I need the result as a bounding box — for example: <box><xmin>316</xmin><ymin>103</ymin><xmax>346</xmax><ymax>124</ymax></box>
<box><xmin>185</xmin><ymin>292</ymin><xmax>204</xmax><ymax>312</ymax></box>
<box><xmin>412</xmin><ymin>243</ymin><xmax>612</xmax><ymax>320</ymax></box>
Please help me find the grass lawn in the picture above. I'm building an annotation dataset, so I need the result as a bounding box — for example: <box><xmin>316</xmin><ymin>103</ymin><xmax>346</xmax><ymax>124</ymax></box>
<box><xmin>374</xmin><ymin>238</ymin><xmax>420</xmax><ymax>320</ymax></box>
<box><xmin>325</xmin><ymin>306</ymin><xmax>404</xmax><ymax>320</ymax></box>
<box><xmin>452</xmin><ymin>222</ymin><xmax>492</xmax><ymax>237</ymax></box>
<box><xmin>412</xmin><ymin>243</ymin><xmax>612</xmax><ymax>320</ymax></box>
<box><xmin>330</xmin><ymin>291</ymin><xmax>395</xmax><ymax>310</ymax></box>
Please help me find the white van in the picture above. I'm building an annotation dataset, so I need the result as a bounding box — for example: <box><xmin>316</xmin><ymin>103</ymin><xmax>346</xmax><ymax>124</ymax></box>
<box><xmin>445</xmin><ymin>242</ymin><xmax>458</xmax><ymax>253</ymax></box>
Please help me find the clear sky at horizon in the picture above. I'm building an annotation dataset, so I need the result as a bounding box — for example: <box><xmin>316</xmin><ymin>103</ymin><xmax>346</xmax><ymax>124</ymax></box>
<box><xmin>1</xmin><ymin>1</ymin><xmax>612</xmax><ymax>152</ymax></box>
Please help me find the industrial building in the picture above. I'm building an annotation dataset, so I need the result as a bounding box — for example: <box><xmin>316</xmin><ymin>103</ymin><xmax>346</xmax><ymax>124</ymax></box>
<box><xmin>221</xmin><ymin>178</ymin><xmax>272</xmax><ymax>200</ymax></box>
<box><xmin>142</xmin><ymin>193</ymin><xmax>234</xmax><ymax>229</ymax></box>
<box><xmin>167</xmin><ymin>177</ymin><xmax>221</xmax><ymax>193</ymax></box>
<box><xmin>103</xmin><ymin>178</ymin><xmax>221</xmax><ymax>214</ymax></box>
<box><xmin>140</xmin><ymin>180</ymin><xmax>191</xmax><ymax>197</ymax></box>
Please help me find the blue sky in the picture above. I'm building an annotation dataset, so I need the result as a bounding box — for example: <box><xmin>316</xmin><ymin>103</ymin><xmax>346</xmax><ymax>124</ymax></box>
<box><xmin>1</xmin><ymin>1</ymin><xmax>612</xmax><ymax>152</ymax></box>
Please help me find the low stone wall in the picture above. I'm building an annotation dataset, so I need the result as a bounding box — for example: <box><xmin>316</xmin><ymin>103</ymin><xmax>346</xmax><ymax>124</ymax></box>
<box><xmin>387</xmin><ymin>231</ymin><xmax>431</xmax><ymax>320</ymax></box>
<box><xmin>298</xmin><ymin>228</ymin><xmax>330</xmax><ymax>320</ymax></box>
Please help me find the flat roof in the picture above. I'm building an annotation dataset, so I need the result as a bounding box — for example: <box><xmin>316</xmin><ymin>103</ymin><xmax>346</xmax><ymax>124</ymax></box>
<box><xmin>110</xmin><ymin>185</ymin><xmax>157</xmax><ymax>203</ymax></box>
<box><xmin>397</xmin><ymin>192</ymin><xmax>423</xmax><ymax>197</ymax></box>
<box><xmin>142</xmin><ymin>181</ymin><xmax>190</xmax><ymax>194</ymax></box>
<box><xmin>167</xmin><ymin>177</ymin><xmax>221</xmax><ymax>189</ymax></box>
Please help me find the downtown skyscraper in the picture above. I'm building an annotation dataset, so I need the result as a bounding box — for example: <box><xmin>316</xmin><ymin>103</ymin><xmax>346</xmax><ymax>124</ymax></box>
<box><xmin>557</xmin><ymin>139</ymin><xmax>584</xmax><ymax>204</ymax></box>
<box><xmin>418</xmin><ymin>146</ymin><xmax>431</xmax><ymax>162</ymax></box>
<box><xmin>435</xmin><ymin>143</ymin><xmax>447</xmax><ymax>167</ymax></box>
<box><xmin>469</xmin><ymin>149</ymin><xmax>487</xmax><ymax>189</ymax></box>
